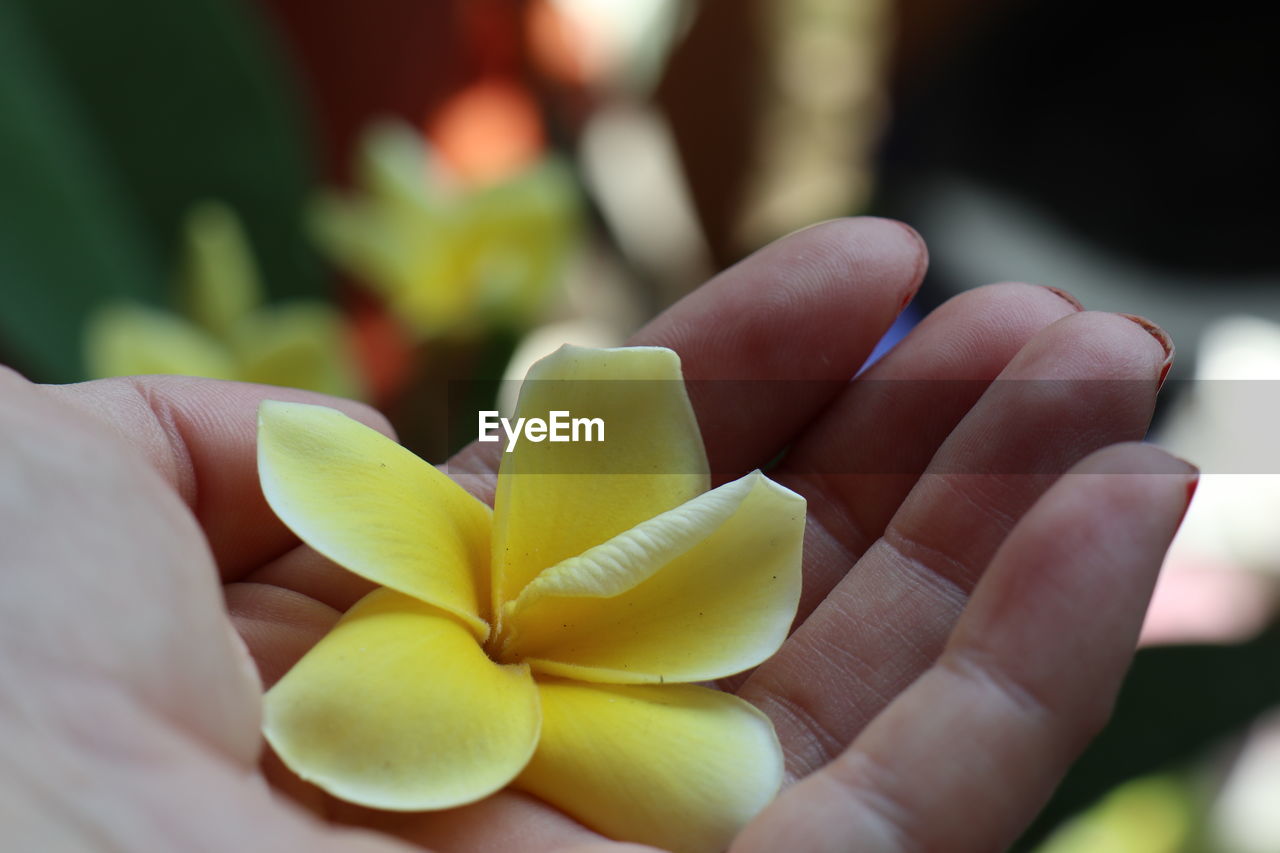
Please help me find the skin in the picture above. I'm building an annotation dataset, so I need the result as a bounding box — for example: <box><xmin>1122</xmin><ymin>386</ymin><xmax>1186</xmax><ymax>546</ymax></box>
<box><xmin>0</xmin><ymin>217</ymin><xmax>1194</xmax><ymax>852</ymax></box>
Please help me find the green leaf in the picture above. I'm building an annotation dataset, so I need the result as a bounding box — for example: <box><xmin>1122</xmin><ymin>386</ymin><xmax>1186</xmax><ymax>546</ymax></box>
<box><xmin>0</xmin><ymin>2</ymin><xmax>161</xmax><ymax>382</ymax></box>
<box><xmin>0</xmin><ymin>0</ymin><xmax>323</xmax><ymax>382</ymax></box>
<box><xmin>14</xmin><ymin>0</ymin><xmax>323</xmax><ymax>302</ymax></box>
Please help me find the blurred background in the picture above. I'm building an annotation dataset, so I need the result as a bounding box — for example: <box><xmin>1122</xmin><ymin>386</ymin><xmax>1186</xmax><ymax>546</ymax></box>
<box><xmin>2</xmin><ymin>0</ymin><xmax>1278</xmax><ymax>849</ymax></box>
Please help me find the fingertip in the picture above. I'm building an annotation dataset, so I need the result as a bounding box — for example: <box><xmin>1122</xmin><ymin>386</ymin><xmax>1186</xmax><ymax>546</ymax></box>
<box><xmin>625</xmin><ymin>216</ymin><xmax>935</xmax><ymax>476</ymax></box>
<box><xmin>638</xmin><ymin>215</ymin><xmax>931</xmax><ymax>382</ymax></box>
<box><xmin>880</xmin><ymin>218</ymin><xmax>930</xmax><ymax>292</ymax></box>
<box><xmin>1037</xmin><ymin>284</ymin><xmax>1085</xmax><ymax>312</ymax></box>
<box><xmin>1071</xmin><ymin>441</ymin><xmax>1199</xmax><ymax>479</ymax></box>
<box><xmin>1117</xmin><ymin>313</ymin><xmax>1175</xmax><ymax>390</ymax></box>
<box><xmin>905</xmin><ymin>282</ymin><xmax>1084</xmax><ymax>360</ymax></box>
<box><xmin>841</xmin><ymin>215</ymin><xmax>927</xmax><ymax>260</ymax></box>
<box><xmin>1030</xmin><ymin>443</ymin><xmax>1200</xmax><ymax>578</ymax></box>
<box><xmin>833</xmin><ymin>281</ymin><xmax>1083</xmax><ymax>391</ymax></box>
<box><xmin>784</xmin><ymin>216</ymin><xmax>928</xmax><ymax>302</ymax></box>
<box><xmin>1117</xmin><ymin>313</ymin><xmax>1174</xmax><ymax>356</ymax></box>
<box><xmin>1008</xmin><ymin>310</ymin><xmax>1172</xmax><ymax>385</ymax></box>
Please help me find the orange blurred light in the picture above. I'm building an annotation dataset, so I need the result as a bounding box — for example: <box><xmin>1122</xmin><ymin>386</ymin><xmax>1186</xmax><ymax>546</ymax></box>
<box><xmin>428</xmin><ymin>78</ymin><xmax>544</xmax><ymax>184</ymax></box>
<box><xmin>527</xmin><ymin>0</ymin><xmax>605</xmax><ymax>88</ymax></box>
<box><xmin>348</xmin><ymin>292</ymin><xmax>416</xmax><ymax>407</ymax></box>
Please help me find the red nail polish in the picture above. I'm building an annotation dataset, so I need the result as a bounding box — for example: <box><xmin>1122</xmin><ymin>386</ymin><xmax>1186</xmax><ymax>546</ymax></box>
<box><xmin>1119</xmin><ymin>313</ymin><xmax>1174</xmax><ymax>391</ymax></box>
<box><xmin>1178</xmin><ymin>474</ymin><xmax>1200</xmax><ymax>527</ymax></box>
<box><xmin>1041</xmin><ymin>285</ymin><xmax>1084</xmax><ymax>312</ymax></box>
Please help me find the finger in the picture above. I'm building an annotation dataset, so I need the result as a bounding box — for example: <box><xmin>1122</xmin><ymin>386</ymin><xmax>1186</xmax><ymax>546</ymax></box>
<box><xmin>776</xmin><ymin>281</ymin><xmax>1084</xmax><ymax>621</ymax></box>
<box><xmin>881</xmin><ymin>310</ymin><xmax>1171</xmax><ymax>593</ymax></box>
<box><xmin>731</xmin><ymin>444</ymin><xmax>1197</xmax><ymax>853</ymax></box>
<box><xmin>225</xmin><ymin>581</ymin><xmax>342</xmax><ymax>690</ymax></box>
<box><xmin>0</xmin><ymin>371</ymin><xmax>261</xmax><ymax>766</ymax></box>
<box><xmin>40</xmin><ymin>375</ymin><xmax>393</xmax><ymax>580</ymax></box>
<box><xmin>329</xmin><ymin>790</ymin><xmax>614</xmax><ymax>853</ymax></box>
<box><xmin>741</xmin><ymin>311</ymin><xmax>1172</xmax><ymax>777</ymax></box>
<box><xmin>448</xmin><ymin>217</ymin><xmax>927</xmax><ymax>491</ymax></box>
<box><xmin>638</xmin><ymin>217</ymin><xmax>926</xmax><ymax>478</ymax></box>
<box><xmin>558</xmin><ymin>846</ymin><xmax>664</xmax><ymax>853</ymax></box>
<box><xmin>2</xmin><ymin>666</ymin><xmax>417</xmax><ymax>853</ymax></box>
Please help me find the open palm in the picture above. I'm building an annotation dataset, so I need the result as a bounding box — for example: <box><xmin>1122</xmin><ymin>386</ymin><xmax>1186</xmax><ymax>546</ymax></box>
<box><xmin>3</xmin><ymin>218</ymin><xmax>1192</xmax><ymax>852</ymax></box>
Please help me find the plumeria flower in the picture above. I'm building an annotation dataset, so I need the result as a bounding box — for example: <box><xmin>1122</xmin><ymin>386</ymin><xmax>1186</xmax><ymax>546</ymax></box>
<box><xmin>85</xmin><ymin>201</ymin><xmax>361</xmax><ymax>398</ymax></box>
<box><xmin>258</xmin><ymin>345</ymin><xmax>806</xmax><ymax>853</ymax></box>
<box><xmin>311</xmin><ymin>121</ymin><xmax>579</xmax><ymax>338</ymax></box>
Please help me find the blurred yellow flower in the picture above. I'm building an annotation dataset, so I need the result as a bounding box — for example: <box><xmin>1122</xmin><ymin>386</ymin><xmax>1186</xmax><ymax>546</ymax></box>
<box><xmin>258</xmin><ymin>345</ymin><xmax>805</xmax><ymax>853</ymax></box>
<box><xmin>1036</xmin><ymin>774</ymin><xmax>1196</xmax><ymax>853</ymax></box>
<box><xmin>84</xmin><ymin>201</ymin><xmax>360</xmax><ymax>398</ymax></box>
<box><xmin>311</xmin><ymin>121</ymin><xmax>579</xmax><ymax>338</ymax></box>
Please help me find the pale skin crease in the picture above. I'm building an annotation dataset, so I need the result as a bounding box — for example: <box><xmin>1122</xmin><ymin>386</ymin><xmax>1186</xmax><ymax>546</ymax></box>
<box><xmin>0</xmin><ymin>218</ymin><xmax>1194</xmax><ymax>852</ymax></box>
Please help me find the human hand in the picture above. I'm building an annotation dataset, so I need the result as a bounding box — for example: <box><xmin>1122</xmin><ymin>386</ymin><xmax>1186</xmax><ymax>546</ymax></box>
<box><xmin>2</xmin><ymin>218</ymin><xmax>1193</xmax><ymax>852</ymax></box>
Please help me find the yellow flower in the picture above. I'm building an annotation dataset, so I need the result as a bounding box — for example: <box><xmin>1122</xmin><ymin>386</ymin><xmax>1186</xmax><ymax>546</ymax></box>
<box><xmin>258</xmin><ymin>345</ymin><xmax>806</xmax><ymax>853</ymax></box>
<box><xmin>1035</xmin><ymin>774</ymin><xmax>1195</xmax><ymax>853</ymax></box>
<box><xmin>84</xmin><ymin>201</ymin><xmax>360</xmax><ymax>398</ymax></box>
<box><xmin>310</xmin><ymin>121</ymin><xmax>578</xmax><ymax>338</ymax></box>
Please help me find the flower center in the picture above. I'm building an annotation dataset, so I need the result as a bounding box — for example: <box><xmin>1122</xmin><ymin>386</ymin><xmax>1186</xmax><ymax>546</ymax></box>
<box><xmin>483</xmin><ymin>619</ymin><xmax>520</xmax><ymax>666</ymax></box>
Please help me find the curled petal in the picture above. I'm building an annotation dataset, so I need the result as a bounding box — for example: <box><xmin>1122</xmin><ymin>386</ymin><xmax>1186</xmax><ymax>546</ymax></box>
<box><xmin>264</xmin><ymin>589</ymin><xmax>540</xmax><ymax>810</ymax></box>
<box><xmin>259</xmin><ymin>401</ymin><xmax>492</xmax><ymax>636</ymax></box>
<box><xmin>516</xmin><ymin>679</ymin><xmax>783</xmax><ymax>853</ymax></box>
<box><xmin>502</xmin><ymin>471</ymin><xmax>805</xmax><ymax>683</ymax></box>
<box><xmin>491</xmin><ymin>345</ymin><xmax>709</xmax><ymax>612</ymax></box>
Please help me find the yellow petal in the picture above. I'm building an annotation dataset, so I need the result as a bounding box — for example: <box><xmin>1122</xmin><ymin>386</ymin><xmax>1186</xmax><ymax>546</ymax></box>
<box><xmin>500</xmin><ymin>471</ymin><xmax>805</xmax><ymax>683</ymax></box>
<box><xmin>230</xmin><ymin>303</ymin><xmax>363</xmax><ymax>399</ymax></box>
<box><xmin>457</xmin><ymin>159</ymin><xmax>579</xmax><ymax>322</ymax></box>
<box><xmin>258</xmin><ymin>401</ymin><xmax>492</xmax><ymax>636</ymax></box>
<box><xmin>310</xmin><ymin>193</ymin><xmax>397</xmax><ymax>290</ymax></box>
<box><xmin>317</xmin><ymin>123</ymin><xmax>578</xmax><ymax>338</ymax></box>
<box><xmin>490</xmin><ymin>345</ymin><xmax>709</xmax><ymax>613</ymax></box>
<box><xmin>264</xmin><ymin>589</ymin><xmax>540</xmax><ymax>810</ymax></box>
<box><xmin>357</xmin><ymin>120</ymin><xmax>445</xmax><ymax>213</ymax></box>
<box><xmin>390</xmin><ymin>216</ymin><xmax>487</xmax><ymax>334</ymax></box>
<box><xmin>516</xmin><ymin>679</ymin><xmax>783</xmax><ymax>853</ymax></box>
<box><xmin>352</xmin><ymin>123</ymin><xmax>469</xmax><ymax>331</ymax></box>
<box><xmin>180</xmin><ymin>201</ymin><xmax>262</xmax><ymax>338</ymax></box>
<box><xmin>83</xmin><ymin>302</ymin><xmax>236</xmax><ymax>380</ymax></box>
<box><xmin>310</xmin><ymin>191</ymin><xmax>469</xmax><ymax>337</ymax></box>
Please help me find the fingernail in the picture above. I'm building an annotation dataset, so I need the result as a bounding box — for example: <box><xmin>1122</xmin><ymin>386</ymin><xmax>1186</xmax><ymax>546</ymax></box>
<box><xmin>891</xmin><ymin>219</ymin><xmax>927</xmax><ymax>255</ymax></box>
<box><xmin>1041</xmin><ymin>285</ymin><xmax>1084</xmax><ymax>312</ymax></box>
<box><xmin>1178</xmin><ymin>469</ymin><xmax>1200</xmax><ymax>527</ymax></box>
<box><xmin>1119</xmin><ymin>314</ymin><xmax>1174</xmax><ymax>391</ymax></box>
<box><xmin>892</xmin><ymin>220</ymin><xmax>928</xmax><ymax>310</ymax></box>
